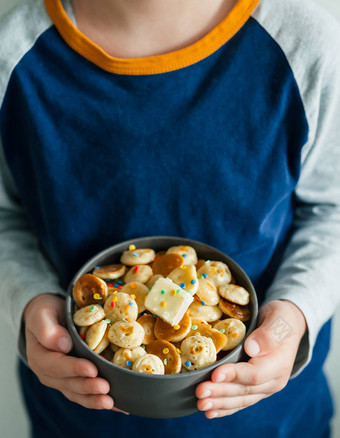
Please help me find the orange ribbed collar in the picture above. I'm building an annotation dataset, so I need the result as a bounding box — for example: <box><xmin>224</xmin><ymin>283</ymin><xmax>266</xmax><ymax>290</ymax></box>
<box><xmin>44</xmin><ymin>0</ymin><xmax>260</xmax><ymax>75</ymax></box>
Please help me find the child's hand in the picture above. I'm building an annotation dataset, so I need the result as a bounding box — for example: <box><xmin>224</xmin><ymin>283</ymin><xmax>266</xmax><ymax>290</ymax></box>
<box><xmin>24</xmin><ymin>293</ymin><xmax>129</xmax><ymax>414</ymax></box>
<box><xmin>196</xmin><ymin>299</ymin><xmax>307</xmax><ymax>419</ymax></box>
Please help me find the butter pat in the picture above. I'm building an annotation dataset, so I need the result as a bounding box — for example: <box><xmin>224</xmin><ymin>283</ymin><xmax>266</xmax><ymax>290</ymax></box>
<box><xmin>145</xmin><ymin>278</ymin><xmax>194</xmax><ymax>326</ymax></box>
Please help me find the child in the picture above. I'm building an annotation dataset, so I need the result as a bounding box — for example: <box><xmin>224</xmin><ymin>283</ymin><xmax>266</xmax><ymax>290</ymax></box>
<box><xmin>0</xmin><ymin>0</ymin><xmax>339</xmax><ymax>436</ymax></box>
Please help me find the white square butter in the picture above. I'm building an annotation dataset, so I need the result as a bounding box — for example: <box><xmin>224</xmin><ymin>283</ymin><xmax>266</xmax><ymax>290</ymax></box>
<box><xmin>145</xmin><ymin>277</ymin><xmax>194</xmax><ymax>326</ymax></box>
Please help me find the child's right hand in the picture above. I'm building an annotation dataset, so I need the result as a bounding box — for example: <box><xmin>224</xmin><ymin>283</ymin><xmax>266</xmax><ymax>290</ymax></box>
<box><xmin>24</xmin><ymin>293</ymin><xmax>128</xmax><ymax>413</ymax></box>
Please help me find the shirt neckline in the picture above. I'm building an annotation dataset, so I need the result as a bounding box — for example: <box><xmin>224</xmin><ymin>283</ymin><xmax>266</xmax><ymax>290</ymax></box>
<box><xmin>44</xmin><ymin>0</ymin><xmax>260</xmax><ymax>76</ymax></box>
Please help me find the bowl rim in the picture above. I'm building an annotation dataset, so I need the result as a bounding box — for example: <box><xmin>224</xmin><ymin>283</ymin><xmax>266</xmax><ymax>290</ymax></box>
<box><xmin>66</xmin><ymin>235</ymin><xmax>258</xmax><ymax>379</ymax></box>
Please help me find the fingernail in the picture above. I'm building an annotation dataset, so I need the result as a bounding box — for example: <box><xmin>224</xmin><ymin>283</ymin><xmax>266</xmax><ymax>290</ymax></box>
<box><xmin>203</xmin><ymin>402</ymin><xmax>213</xmax><ymax>411</ymax></box>
<box><xmin>209</xmin><ymin>412</ymin><xmax>218</xmax><ymax>419</ymax></box>
<box><xmin>216</xmin><ymin>374</ymin><xmax>225</xmax><ymax>383</ymax></box>
<box><xmin>58</xmin><ymin>336</ymin><xmax>72</xmax><ymax>353</ymax></box>
<box><xmin>200</xmin><ymin>390</ymin><xmax>211</xmax><ymax>399</ymax></box>
<box><xmin>247</xmin><ymin>339</ymin><xmax>260</xmax><ymax>356</ymax></box>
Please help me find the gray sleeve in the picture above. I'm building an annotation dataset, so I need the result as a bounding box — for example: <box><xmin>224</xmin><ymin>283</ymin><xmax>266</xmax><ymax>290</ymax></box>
<box><xmin>0</xmin><ymin>139</ymin><xmax>66</xmax><ymax>362</ymax></box>
<box><xmin>254</xmin><ymin>0</ymin><xmax>340</xmax><ymax>376</ymax></box>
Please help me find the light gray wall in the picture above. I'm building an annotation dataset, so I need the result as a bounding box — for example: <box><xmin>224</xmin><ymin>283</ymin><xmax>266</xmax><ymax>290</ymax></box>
<box><xmin>0</xmin><ymin>0</ymin><xmax>339</xmax><ymax>436</ymax></box>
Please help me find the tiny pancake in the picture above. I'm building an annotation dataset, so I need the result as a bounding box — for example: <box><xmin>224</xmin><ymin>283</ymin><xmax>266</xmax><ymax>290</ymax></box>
<box><xmin>181</xmin><ymin>336</ymin><xmax>216</xmax><ymax>371</ymax></box>
<box><xmin>121</xmin><ymin>282</ymin><xmax>149</xmax><ymax>313</ymax></box>
<box><xmin>93</xmin><ymin>326</ymin><xmax>110</xmax><ymax>354</ymax></box>
<box><xmin>166</xmin><ymin>245</ymin><xmax>198</xmax><ymax>265</ymax></box>
<box><xmin>167</xmin><ymin>265</ymin><xmax>198</xmax><ymax>295</ymax></box>
<box><xmin>113</xmin><ymin>346</ymin><xmax>146</xmax><ymax>369</ymax></box>
<box><xmin>186</xmin><ymin>322</ymin><xmax>227</xmax><ymax>353</ymax></box>
<box><xmin>197</xmin><ymin>261</ymin><xmax>232</xmax><ymax>287</ymax></box>
<box><xmin>152</xmin><ymin>253</ymin><xmax>184</xmax><ymax>277</ymax></box>
<box><xmin>73</xmin><ymin>273</ymin><xmax>108</xmax><ymax>308</ymax></box>
<box><xmin>73</xmin><ymin>304</ymin><xmax>105</xmax><ymax>327</ymax></box>
<box><xmin>92</xmin><ymin>264</ymin><xmax>126</xmax><ymax>280</ymax></box>
<box><xmin>214</xmin><ymin>318</ymin><xmax>246</xmax><ymax>351</ymax></box>
<box><xmin>145</xmin><ymin>274</ymin><xmax>163</xmax><ymax>289</ymax></box>
<box><xmin>218</xmin><ymin>284</ymin><xmax>250</xmax><ymax>305</ymax></box>
<box><xmin>121</xmin><ymin>248</ymin><xmax>156</xmax><ymax>266</ymax></box>
<box><xmin>196</xmin><ymin>278</ymin><xmax>220</xmax><ymax>305</ymax></box>
<box><xmin>104</xmin><ymin>292</ymin><xmax>138</xmax><ymax>323</ymax></box>
<box><xmin>85</xmin><ymin>320</ymin><xmax>108</xmax><ymax>350</ymax></box>
<box><xmin>219</xmin><ymin>297</ymin><xmax>251</xmax><ymax>321</ymax></box>
<box><xmin>137</xmin><ymin>314</ymin><xmax>157</xmax><ymax>344</ymax></box>
<box><xmin>146</xmin><ymin>340</ymin><xmax>181</xmax><ymax>374</ymax></box>
<box><xmin>154</xmin><ymin>312</ymin><xmax>191</xmax><ymax>342</ymax></box>
<box><xmin>124</xmin><ymin>265</ymin><xmax>153</xmax><ymax>284</ymax></box>
<box><xmin>108</xmin><ymin>320</ymin><xmax>145</xmax><ymax>349</ymax></box>
<box><xmin>188</xmin><ymin>301</ymin><xmax>222</xmax><ymax>322</ymax></box>
<box><xmin>132</xmin><ymin>354</ymin><xmax>165</xmax><ymax>375</ymax></box>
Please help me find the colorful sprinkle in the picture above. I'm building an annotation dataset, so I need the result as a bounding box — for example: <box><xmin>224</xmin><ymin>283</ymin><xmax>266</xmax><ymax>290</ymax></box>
<box><xmin>202</xmin><ymin>273</ymin><xmax>208</xmax><ymax>279</ymax></box>
<box><xmin>180</xmin><ymin>283</ymin><xmax>186</xmax><ymax>288</ymax></box>
<box><xmin>133</xmin><ymin>266</ymin><xmax>139</xmax><ymax>273</ymax></box>
<box><xmin>118</xmin><ymin>285</ymin><xmax>123</xmax><ymax>289</ymax></box>
<box><xmin>173</xmin><ymin>324</ymin><xmax>180</xmax><ymax>330</ymax></box>
<box><xmin>201</xmin><ymin>301</ymin><xmax>206</xmax><ymax>306</ymax></box>
<box><xmin>93</xmin><ymin>293</ymin><xmax>101</xmax><ymax>300</ymax></box>
<box><xmin>129</xmin><ymin>244</ymin><xmax>136</xmax><ymax>251</ymax></box>
<box><xmin>124</xmin><ymin>305</ymin><xmax>130</xmax><ymax>312</ymax></box>
<box><xmin>185</xmin><ymin>360</ymin><xmax>191</xmax><ymax>367</ymax></box>
<box><xmin>94</xmin><ymin>266</ymin><xmax>101</xmax><ymax>269</ymax></box>
<box><xmin>176</xmin><ymin>348</ymin><xmax>181</xmax><ymax>354</ymax></box>
<box><xmin>190</xmin><ymin>279</ymin><xmax>196</xmax><ymax>285</ymax></box>
<box><xmin>191</xmin><ymin>325</ymin><xmax>198</xmax><ymax>330</ymax></box>
<box><xmin>133</xmin><ymin>252</ymin><xmax>139</xmax><ymax>257</ymax></box>
<box><xmin>161</xmin><ymin>289</ymin><xmax>166</xmax><ymax>295</ymax></box>
<box><xmin>80</xmin><ymin>333</ymin><xmax>85</xmax><ymax>340</ymax></box>
<box><xmin>112</xmin><ymin>296</ymin><xmax>118</xmax><ymax>302</ymax></box>
<box><xmin>126</xmin><ymin>360</ymin><xmax>132</xmax><ymax>367</ymax></box>
<box><xmin>163</xmin><ymin>358</ymin><xmax>168</xmax><ymax>365</ymax></box>
<box><xmin>141</xmin><ymin>345</ymin><xmax>146</xmax><ymax>349</ymax></box>
<box><xmin>176</xmin><ymin>289</ymin><xmax>181</xmax><ymax>294</ymax></box>
<box><xmin>171</xmin><ymin>290</ymin><xmax>176</xmax><ymax>296</ymax></box>
<box><xmin>163</xmin><ymin>348</ymin><xmax>169</xmax><ymax>354</ymax></box>
<box><xmin>219</xmin><ymin>328</ymin><xmax>226</xmax><ymax>333</ymax></box>
<box><xmin>110</xmin><ymin>302</ymin><xmax>115</xmax><ymax>308</ymax></box>
<box><xmin>160</xmin><ymin>301</ymin><xmax>166</xmax><ymax>308</ymax></box>
<box><xmin>180</xmin><ymin>265</ymin><xmax>187</xmax><ymax>270</ymax></box>
<box><xmin>89</xmin><ymin>306</ymin><xmax>95</xmax><ymax>311</ymax></box>
<box><xmin>232</xmin><ymin>333</ymin><xmax>239</xmax><ymax>338</ymax></box>
<box><xmin>104</xmin><ymin>319</ymin><xmax>111</xmax><ymax>324</ymax></box>
<box><xmin>130</xmin><ymin>283</ymin><xmax>137</xmax><ymax>289</ymax></box>
<box><xmin>108</xmin><ymin>283</ymin><xmax>114</xmax><ymax>287</ymax></box>
<box><xmin>152</xmin><ymin>314</ymin><xmax>158</xmax><ymax>318</ymax></box>
<box><xmin>182</xmin><ymin>254</ymin><xmax>187</xmax><ymax>257</ymax></box>
<box><xmin>195</xmin><ymin>332</ymin><xmax>200</xmax><ymax>336</ymax></box>
<box><xmin>205</xmin><ymin>260</ymin><xmax>211</xmax><ymax>264</ymax></box>
<box><xmin>126</xmin><ymin>317</ymin><xmax>132</xmax><ymax>322</ymax></box>
<box><xmin>198</xmin><ymin>275</ymin><xmax>204</xmax><ymax>279</ymax></box>
<box><xmin>128</xmin><ymin>302</ymin><xmax>133</xmax><ymax>306</ymax></box>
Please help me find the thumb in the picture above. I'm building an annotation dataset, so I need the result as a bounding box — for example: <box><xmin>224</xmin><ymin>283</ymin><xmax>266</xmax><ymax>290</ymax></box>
<box><xmin>26</xmin><ymin>294</ymin><xmax>73</xmax><ymax>354</ymax></box>
<box><xmin>244</xmin><ymin>302</ymin><xmax>290</xmax><ymax>358</ymax></box>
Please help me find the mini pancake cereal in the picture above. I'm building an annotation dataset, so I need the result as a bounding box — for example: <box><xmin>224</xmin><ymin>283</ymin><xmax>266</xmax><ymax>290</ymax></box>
<box><xmin>166</xmin><ymin>245</ymin><xmax>198</xmax><ymax>265</ymax></box>
<box><xmin>113</xmin><ymin>347</ymin><xmax>147</xmax><ymax>369</ymax></box>
<box><xmin>132</xmin><ymin>354</ymin><xmax>165</xmax><ymax>375</ymax></box>
<box><xmin>181</xmin><ymin>336</ymin><xmax>217</xmax><ymax>371</ymax></box>
<box><xmin>71</xmin><ymin>242</ymin><xmax>253</xmax><ymax>374</ymax></box>
<box><xmin>124</xmin><ymin>264</ymin><xmax>153</xmax><ymax>284</ymax></box>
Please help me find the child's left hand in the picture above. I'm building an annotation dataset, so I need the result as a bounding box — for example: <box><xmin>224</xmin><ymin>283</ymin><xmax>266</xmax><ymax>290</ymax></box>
<box><xmin>196</xmin><ymin>299</ymin><xmax>307</xmax><ymax>419</ymax></box>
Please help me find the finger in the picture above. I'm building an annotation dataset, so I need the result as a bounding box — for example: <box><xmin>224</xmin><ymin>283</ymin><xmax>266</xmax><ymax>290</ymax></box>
<box><xmin>62</xmin><ymin>391</ymin><xmax>114</xmax><ymax>410</ymax></box>
<box><xmin>205</xmin><ymin>407</ymin><xmax>244</xmax><ymax>419</ymax></box>
<box><xmin>27</xmin><ymin>330</ymin><xmax>98</xmax><ymax>378</ymax></box>
<box><xmin>196</xmin><ymin>379</ymin><xmax>276</xmax><ymax>399</ymax></box>
<box><xmin>27</xmin><ymin>297</ymin><xmax>73</xmax><ymax>354</ymax></box>
<box><xmin>211</xmin><ymin>341</ymin><xmax>294</xmax><ymax>385</ymax></box>
<box><xmin>198</xmin><ymin>393</ymin><xmax>266</xmax><ymax>413</ymax></box>
<box><xmin>112</xmin><ymin>407</ymin><xmax>130</xmax><ymax>415</ymax></box>
<box><xmin>43</xmin><ymin>376</ymin><xmax>110</xmax><ymax>395</ymax></box>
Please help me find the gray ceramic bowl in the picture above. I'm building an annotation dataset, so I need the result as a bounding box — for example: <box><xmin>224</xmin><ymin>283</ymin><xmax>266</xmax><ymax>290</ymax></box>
<box><xmin>66</xmin><ymin>236</ymin><xmax>258</xmax><ymax>418</ymax></box>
